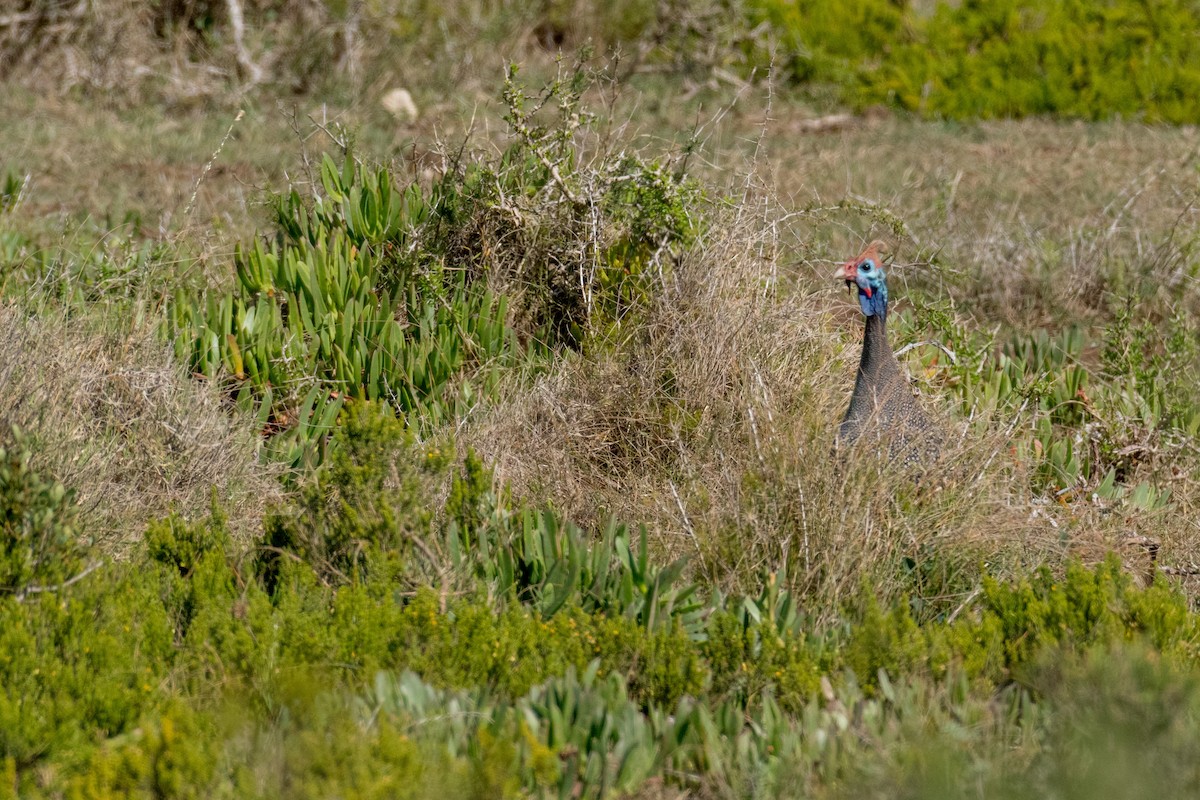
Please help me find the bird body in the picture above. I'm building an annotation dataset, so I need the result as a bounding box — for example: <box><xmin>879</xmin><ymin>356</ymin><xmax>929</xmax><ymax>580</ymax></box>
<box><xmin>836</xmin><ymin>242</ymin><xmax>939</xmax><ymax>462</ymax></box>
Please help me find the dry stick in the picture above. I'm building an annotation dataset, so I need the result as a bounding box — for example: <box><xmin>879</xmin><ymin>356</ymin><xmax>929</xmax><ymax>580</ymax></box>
<box><xmin>225</xmin><ymin>0</ymin><xmax>263</xmax><ymax>85</ymax></box>
<box><xmin>183</xmin><ymin>109</ymin><xmax>246</xmax><ymax>221</ymax></box>
<box><xmin>668</xmin><ymin>480</ymin><xmax>706</xmax><ymax>574</ymax></box>
<box><xmin>793</xmin><ymin>113</ymin><xmax>857</xmax><ymax>134</ymax></box>
<box><xmin>307</xmin><ymin>111</ymin><xmax>355</xmax><ymax>157</ymax></box>
<box><xmin>746</xmin><ymin>401</ymin><xmax>766</xmax><ymax>470</ymax></box>
<box><xmin>946</xmin><ymin>587</ymin><xmax>982</xmax><ymax>624</ymax></box>
<box><xmin>894</xmin><ymin>340</ymin><xmax>959</xmax><ymax>365</ymax></box>
<box><xmin>1162</xmin><ymin>564</ymin><xmax>1200</xmax><ymax>577</ymax></box>
<box><xmin>0</xmin><ymin>1</ymin><xmax>86</xmax><ymax>27</ymax></box>
<box><xmin>15</xmin><ymin>560</ymin><xmax>103</xmax><ymax>602</ymax></box>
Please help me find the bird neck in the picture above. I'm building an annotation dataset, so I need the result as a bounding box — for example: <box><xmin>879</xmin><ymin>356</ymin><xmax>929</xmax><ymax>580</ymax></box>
<box><xmin>857</xmin><ymin>310</ymin><xmax>899</xmax><ymax>383</ymax></box>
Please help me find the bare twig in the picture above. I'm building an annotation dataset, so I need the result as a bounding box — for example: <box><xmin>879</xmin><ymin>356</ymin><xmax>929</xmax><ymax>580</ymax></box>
<box><xmin>225</xmin><ymin>0</ymin><xmax>263</xmax><ymax>85</ymax></box>
<box><xmin>793</xmin><ymin>113</ymin><xmax>858</xmax><ymax>134</ymax></box>
<box><xmin>946</xmin><ymin>587</ymin><xmax>982</xmax><ymax>624</ymax></box>
<box><xmin>668</xmin><ymin>480</ymin><xmax>705</xmax><ymax>572</ymax></box>
<box><xmin>0</xmin><ymin>2</ymin><xmax>86</xmax><ymax>28</ymax></box>
<box><xmin>184</xmin><ymin>109</ymin><xmax>246</xmax><ymax>220</ymax></box>
<box><xmin>894</xmin><ymin>340</ymin><xmax>959</xmax><ymax>365</ymax></box>
<box><xmin>14</xmin><ymin>560</ymin><xmax>103</xmax><ymax>602</ymax></box>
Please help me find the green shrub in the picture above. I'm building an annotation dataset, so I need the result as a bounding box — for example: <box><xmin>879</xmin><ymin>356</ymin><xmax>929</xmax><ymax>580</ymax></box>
<box><xmin>745</xmin><ymin>0</ymin><xmax>908</xmax><ymax>84</ymax></box>
<box><xmin>751</xmin><ymin>0</ymin><xmax>1200</xmax><ymax>123</ymax></box>
<box><xmin>63</xmin><ymin>702</ymin><xmax>216</xmax><ymax>800</ymax></box>
<box><xmin>11</xmin><ymin>498</ymin><xmax>1200</xmax><ymax>798</ymax></box>
<box><xmin>257</xmin><ymin>401</ymin><xmax>448</xmax><ymax>589</ymax></box>
<box><xmin>0</xmin><ymin>567</ymin><xmax>174</xmax><ymax>774</ymax></box>
<box><xmin>168</xmin><ymin>66</ymin><xmax>703</xmax><ymax>471</ymax></box>
<box><xmin>864</xmin><ymin>0</ymin><xmax>1200</xmax><ymax>122</ymax></box>
<box><xmin>0</xmin><ymin>429</ymin><xmax>87</xmax><ymax>601</ymax></box>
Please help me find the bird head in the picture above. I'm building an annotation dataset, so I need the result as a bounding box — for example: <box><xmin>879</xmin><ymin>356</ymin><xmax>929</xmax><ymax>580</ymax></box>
<box><xmin>839</xmin><ymin>240</ymin><xmax>889</xmax><ymax>318</ymax></box>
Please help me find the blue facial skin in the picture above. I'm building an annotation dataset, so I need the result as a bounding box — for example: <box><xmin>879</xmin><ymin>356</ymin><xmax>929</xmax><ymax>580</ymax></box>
<box><xmin>854</xmin><ymin>258</ymin><xmax>889</xmax><ymax>318</ymax></box>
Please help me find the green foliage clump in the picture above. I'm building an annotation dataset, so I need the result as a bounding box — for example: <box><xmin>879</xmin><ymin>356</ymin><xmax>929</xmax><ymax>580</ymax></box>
<box><xmin>745</xmin><ymin>0</ymin><xmax>908</xmax><ymax>84</ymax></box>
<box><xmin>861</xmin><ymin>0</ymin><xmax>1200</xmax><ymax>122</ymax></box>
<box><xmin>63</xmin><ymin>702</ymin><xmax>216</xmax><ymax>800</ymax></box>
<box><xmin>458</xmin><ymin>61</ymin><xmax>702</xmax><ymax>347</ymax></box>
<box><xmin>169</xmin><ymin>151</ymin><xmax>524</xmax><ymax>469</ymax></box>
<box><xmin>838</xmin><ymin>554</ymin><xmax>1200</xmax><ymax>697</ymax></box>
<box><xmin>0</xmin><ymin>430</ymin><xmax>86</xmax><ymax>601</ymax></box>
<box><xmin>257</xmin><ymin>400</ymin><xmax>445</xmax><ymax>589</ymax></box>
<box><xmin>752</xmin><ymin>0</ymin><xmax>1200</xmax><ymax>122</ymax></box>
<box><xmin>907</xmin><ymin>298</ymin><xmax>1195</xmax><ymax>501</ymax></box>
<box><xmin>0</xmin><ymin>565</ymin><xmax>174</xmax><ymax>775</ymax></box>
<box><xmin>168</xmin><ymin>66</ymin><xmax>702</xmax><ymax>471</ymax></box>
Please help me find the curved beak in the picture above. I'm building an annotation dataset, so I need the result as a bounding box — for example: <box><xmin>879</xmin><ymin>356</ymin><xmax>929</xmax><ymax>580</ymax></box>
<box><xmin>838</xmin><ymin>261</ymin><xmax>859</xmax><ymax>296</ymax></box>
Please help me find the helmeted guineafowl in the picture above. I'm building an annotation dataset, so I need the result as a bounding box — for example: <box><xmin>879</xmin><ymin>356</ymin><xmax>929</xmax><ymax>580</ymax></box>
<box><xmin>835</xmin><ymin>241</ymin><xmax>940</xmax><ymax>463</ymax></box>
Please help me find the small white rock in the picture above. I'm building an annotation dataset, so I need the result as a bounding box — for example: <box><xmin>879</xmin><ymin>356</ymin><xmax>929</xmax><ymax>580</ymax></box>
<box><xmin>381</xmin><ymin>88</ymin><xmax>418</xmax><ymax>122</ymax></box>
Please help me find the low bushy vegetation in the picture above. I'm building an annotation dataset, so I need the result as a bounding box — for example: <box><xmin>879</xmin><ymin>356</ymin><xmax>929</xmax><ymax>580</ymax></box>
<box><xmin>4</xmin><ymin>10</ymin><xmax>1200</xmax><ymax>798</ymax></box>
<box><xmin>4</xmin><ymin>398</ymin><xmax>1200</xmax><ymax>797</ymax></box>
<box><xmin>748</xmin><ymin>0</ymin><xmax>1200</xmax><ymax>122</ymax></box>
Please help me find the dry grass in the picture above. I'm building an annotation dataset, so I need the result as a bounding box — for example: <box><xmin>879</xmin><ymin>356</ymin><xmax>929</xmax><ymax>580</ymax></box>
<box><xmin>464</xmin><ymin>191</ymin><xmax>997</xmax><ymax>611</ymax></box>
<box><xmin>464</xmin><ymin>134</ymin><xmax>1200</xmax><ymax>611</ymax></box>
<box><xmin>751</xmin><ymin>112</ymin><xmax>1200</xmax><ymax>333</ymax></box>
<box><xmin>0</xmin><ymin>304</ymin><xmax>281</xmax><ymax>556</ymax></box>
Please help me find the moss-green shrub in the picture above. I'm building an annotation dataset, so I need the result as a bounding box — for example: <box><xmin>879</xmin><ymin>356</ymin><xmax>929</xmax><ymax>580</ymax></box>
<box><xmin>703</xmin><ymin>609</ymin><xmax>824</xmax><ymax>713</ymax></box>
<box><xmin>745</xmin><ymin>0</ymin><xmax>908</xmax><ymax>84</ymax></box>
<box><xmin>63</xmin><ymin>702</ymin><xmax>216</xmax><ymax>800</ymax></box>
<box><xmin>257</xmin><ymin>400</ymin><xmax>448</xmax><ymax>589</ymax></box>
<box><xmin>0</xmin><ymin>569</ymin><xmax>174</xmax><ymax>772</ymax></box>
<box><xmin>837</xmin><ymin>554</ymin><xmax>1200</xmax><ymax>696</ymax></box>
<box><xmin>866</xmin><ymin>0</ymin><xmax>1200</xmax><ymax>122</ymax></box>
<box><xmin>753</xmin><ymin>0</ymin><xmax>1200</xmax><ymax>123</ymax></box>
<box><xmin>0</xmin><ymin>430</ymin><xmax>86</xmax><ymax>600</ymax></box>
<box><xmin>12</xmin><ymin>507</ymin><xmax>1200</xmax><ymax>798</ymax></box>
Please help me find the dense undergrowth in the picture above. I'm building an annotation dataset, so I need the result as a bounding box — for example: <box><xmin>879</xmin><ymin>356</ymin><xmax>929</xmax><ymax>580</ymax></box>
<box><xmin>4</xmin><ymin>400</ymin><xmax>1200</xmax><ymax>798</ymax></box>
<box><xmin>750</xmin><ymin>0</ymin><xmax>1200</xmax><ymax>122</ymax></box>
<box><xmin>3</xmin><ymin>23</ymin><xmax>1200</xmax><ymax>800</ymax></box>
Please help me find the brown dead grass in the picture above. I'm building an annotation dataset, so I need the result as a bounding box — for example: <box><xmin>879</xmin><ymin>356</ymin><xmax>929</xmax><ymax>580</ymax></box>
<box><xmin>464</xmin><ymin>144</ymin><xmax>1200</xmax><ymax>611</ymax></box>
<box><xmin>0</xmin><ymin>304</ymin><xmax>281</xmax><ymax>556</ymax></box>
<box><xmin>462</xmin><ymin>186</ymin><xmax>1038</xmax><ymax>611</ymax></box>
<box><xmin>751</xmin><ymin>112</ymin><xmax>1200</xmax><ymax>333</ymax></box>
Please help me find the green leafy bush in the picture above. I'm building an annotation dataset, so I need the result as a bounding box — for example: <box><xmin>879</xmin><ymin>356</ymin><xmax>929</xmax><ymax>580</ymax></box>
<box><xmin>0</xmin><ymin>429</ymin><xmax>86</xmax><ymax>601</ymax></box>
<box><xmin>168</xmin><ymin>65</ymin><xmax>702</xmax><ymax>471</ymax></box>
<box><xmin>861</xmin><ymin>0</ymin><xmax>1200</xmax><ymax>122</ymax></box>
<box><xmin>752</xmin><ymin>0</ymin><xmax>1200</xmax><ymax>122</ymax></box>
<box><xmin>745</xmin><ymin>0</ymin><xmax>908</xmax><ymax>84</ymax></box>
<box><xmin>168</xmin><ymin>154</ymin><xmax>524</xmax><ymax>468</ymax></box>
<box><xmin>0</xmin><ymin>567</ymin><xmax>174</xmax><ymax>776</ymax></box>
<box><xmin>10</xmin><ymin>465</ymin><xmax>1200</xmax><ymax>798</ymax></box>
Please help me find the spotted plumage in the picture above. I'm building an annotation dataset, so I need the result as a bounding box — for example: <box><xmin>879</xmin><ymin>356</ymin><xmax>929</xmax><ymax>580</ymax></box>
<box><xmin>835</xmin><ymin>241</ymin><xmax>940</xmax><ymax>463</ymax></box>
